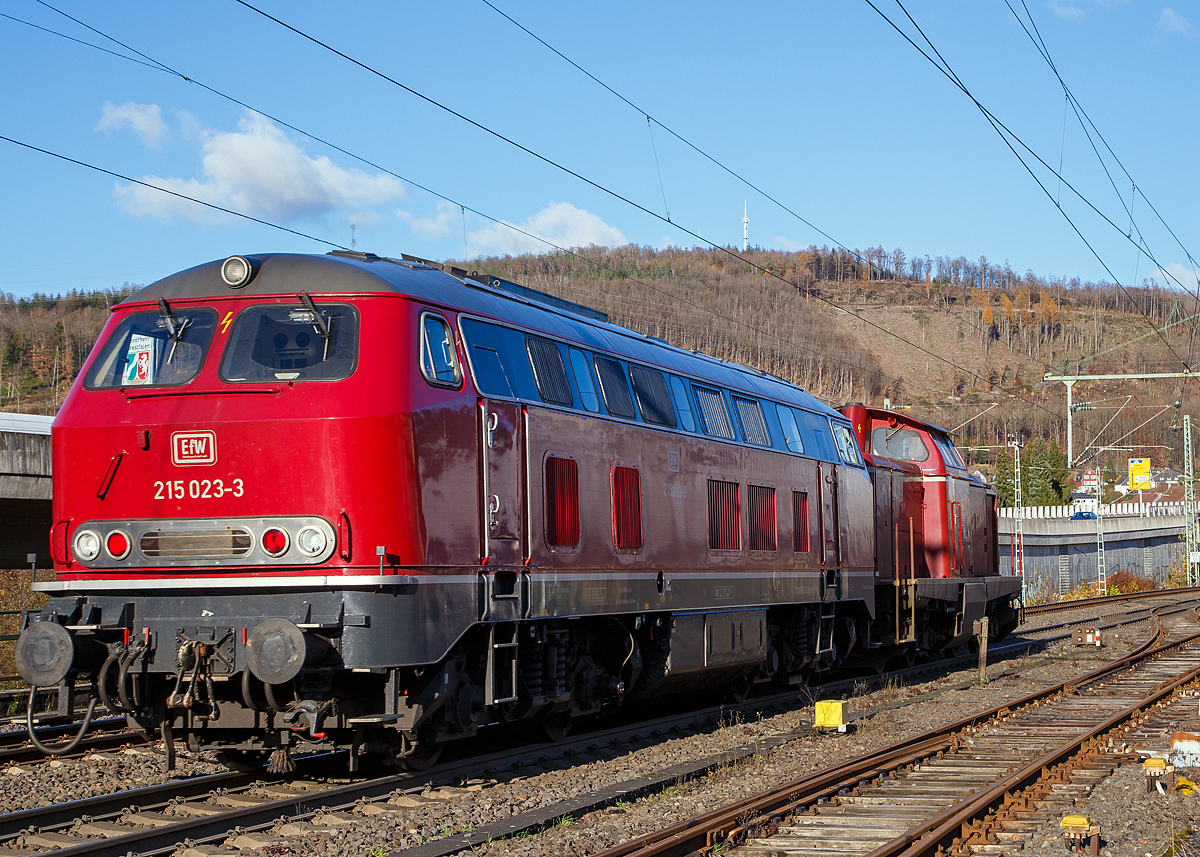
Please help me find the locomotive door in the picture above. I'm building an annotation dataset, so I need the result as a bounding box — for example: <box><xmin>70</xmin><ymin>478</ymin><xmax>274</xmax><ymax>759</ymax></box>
<box><xmin>480</xmin><ymin>400</ymin><xmax>525</xmax><ymax>567</ymax></box>
<box><xmin>817</xmin><ymin>461</ymin><xmax>840</xmax><ymax>587</ymax></box>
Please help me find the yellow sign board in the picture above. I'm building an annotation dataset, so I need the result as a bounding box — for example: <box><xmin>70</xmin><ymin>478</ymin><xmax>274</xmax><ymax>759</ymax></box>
<box><xmin>1129</xmin><ymin>458</ymin><xmax>1152</xmax><ymax>488</ymax></box>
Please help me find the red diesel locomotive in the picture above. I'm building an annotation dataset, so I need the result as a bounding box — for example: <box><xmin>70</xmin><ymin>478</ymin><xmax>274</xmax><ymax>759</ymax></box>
<box><xmin>15</xmin><ymin>252</ymin><xmax>1019</xmax><ymax>770</ymax></box>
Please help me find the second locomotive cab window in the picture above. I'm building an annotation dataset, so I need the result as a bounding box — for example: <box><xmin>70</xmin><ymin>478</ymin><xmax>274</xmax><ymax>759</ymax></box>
<box><xmin>420</xmin><ymin>313</ymin><xmax>461</xmax><ymax>387</ymax></box>
<box><xmin>544</xmin><ymin>457</ymin><xmax>580</xmax><ymax>548</ymax></box>
<box><xmin>612</xmin><ymin>466</ymin><xmax>643</xmax><ymax>550</ymax></box>
<box><xmin>86</xmin><ymin>306</ymin><xmax>218</xmax><ymax>389</ymax></box>
<box><xmin>220</xmin><ymin>302</ymin><xmax>358</xmax><ymax>382</ymax></box>
<box><xmin>871</xmin><ymin>427</ymin><xmax>929</xmax><ymax>463</ymax></box>
<box><xmin>594</xmin><ymin>356</ymin><xmax>636</xmax><ymax>418</ymax></box>
<box><xmin>748</xmin><ymin>485</ymin><xmax>777</xmax><ymax>552</ymax></box>
<box><xmin>707</xmin><ymin>479</ymin><xmax>741</xmax><ymax>551</ymax></box>
<box><xmin>629</xmin><ymin>366</ymin><xmax>676</xmax><ymax>427</ymax></box>
<box><xmin>694</xmin><ymin>386</ymin><xmax>736</xmax><ymax>439</ymax></box>
<box><xmin>526</xmin><ymin>336</ymin><xmax>573</xmax><ymax>406</ymax></box>
<box><xmin>733</xmin><ymin>397</ymin><xmax>770</xmax><ymax>446</ymax></box>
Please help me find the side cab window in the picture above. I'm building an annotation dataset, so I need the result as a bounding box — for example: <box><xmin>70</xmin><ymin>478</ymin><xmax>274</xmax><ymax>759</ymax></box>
<box><xmin>419</xmin><ymin>311</ymin><xmax>461</xmax><ymax>388</ymax></box>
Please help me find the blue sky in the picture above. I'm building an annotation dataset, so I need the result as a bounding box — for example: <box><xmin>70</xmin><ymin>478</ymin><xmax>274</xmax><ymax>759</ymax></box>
<box><xmin>1</xmin><ymin>1</ymin><xmax>1196</xmax><ymax>297</ymax></box>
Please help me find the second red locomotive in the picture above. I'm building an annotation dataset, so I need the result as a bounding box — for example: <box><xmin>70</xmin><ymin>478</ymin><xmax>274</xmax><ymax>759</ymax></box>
<box><xmin>16</xmin><ymin>251</ymin><xmax>1020</xmax><ymax>769</ymax></box>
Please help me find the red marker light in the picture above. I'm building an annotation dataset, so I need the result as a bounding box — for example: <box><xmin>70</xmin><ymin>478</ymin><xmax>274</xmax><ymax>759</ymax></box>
<box><xmin>105</xmin><ymin>530</ymin><xmax>130</xmax><ymax>560</ymax></box>
<box><xmin>261</xmin><ymin>527</ymin><xmax>289</xmax><ymax>556</ymax></box>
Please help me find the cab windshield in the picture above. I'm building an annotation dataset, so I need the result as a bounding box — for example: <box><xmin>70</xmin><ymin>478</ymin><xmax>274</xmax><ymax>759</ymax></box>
<box><xmin>219</xmin><ymin>302</ymin><xmax>358</xmax><ymax>382</ymax></box>
<box><xmin>85</xmin><ymin>307</ymin><xmax>217</xmax><ymax>389</ymax></box>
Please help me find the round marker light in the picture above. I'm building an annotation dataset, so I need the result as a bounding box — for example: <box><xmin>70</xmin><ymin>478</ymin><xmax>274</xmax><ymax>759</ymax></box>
<box><xmin>295</xmin><ymin>526</ymin><xmax>328</xmax><ymax>558</ymax></box>
<box><xmin>105</xmin><ymin>530</ymin><xmax>131</xmax><ymax>560</ymax></box>
<box><xmin>220</xmin><ymin>255</ymin><xmax>256</xmax><ymax>288</ymax></box>
<box><xmin>73</xmin><ymin>529</ymin><xmax>101</xmax><ymax>562</ymax></box>
<box><xmin>261</xmin><ymin>527</ymin><xmax>289</xmax><ymax>557</ymax></box>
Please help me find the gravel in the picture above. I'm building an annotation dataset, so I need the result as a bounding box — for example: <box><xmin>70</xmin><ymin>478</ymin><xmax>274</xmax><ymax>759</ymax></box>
<box><xmin>0</xmin><ymin>598</ymin><xmax>1177</xmax><ymax>857</ymax></box>
<box><xmin>0</xmin><ymin>746</ymin><xmax>224</xmax><ymax>811</ymax></box>
<box><xmin>180</xmin><ymin>615</ymin><xmax>1139</xmax><ymax>857</ymax></box>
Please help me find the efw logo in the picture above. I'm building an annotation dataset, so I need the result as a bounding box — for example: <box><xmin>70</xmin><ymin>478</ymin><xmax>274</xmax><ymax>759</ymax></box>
<box><xmin>171</xmin><ymin>431</ymin><xmax>217</xmax><ymax>466</ymax></box>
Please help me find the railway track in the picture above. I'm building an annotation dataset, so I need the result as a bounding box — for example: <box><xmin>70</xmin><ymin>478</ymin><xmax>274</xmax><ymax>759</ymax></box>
<box><xmin>581</xmin><ymin>608</ymin><xmax>1200</xmax><ymax>857</ymax></box>
<box><xmin>0</xmin><ymin>593</ymin><xmax>1183</xmax><ymax>856</ymax></box>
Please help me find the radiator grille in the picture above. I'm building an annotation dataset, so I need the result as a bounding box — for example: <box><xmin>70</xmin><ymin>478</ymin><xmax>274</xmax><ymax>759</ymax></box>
<box><xmin>748</xmin><ymin>485</ymin><xmax>777</xmax><ymax>552</ymax></box>
<box><xmin>139</xmin><ymin>528</ymin><xmax>254</xmax><ymax>559</ymax></box>
<box><xmin>544</xmin><ymin>457</ymin><xmax>580</xmax><ymax>548</ymax></box>
<box><xmin>708</xmin><ymin>479</ymin><xmax>741</xmax><ymax>551</ymax></box>
<box><xmin>612</xmin><ymin>466</ymin><xmax>643</xmax><ymax>550</ymax></box>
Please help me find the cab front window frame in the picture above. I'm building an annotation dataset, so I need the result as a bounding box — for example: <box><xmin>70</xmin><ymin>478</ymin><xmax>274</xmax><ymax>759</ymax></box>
<box><xmin>84</xmin><ymin>306</ymin><xmax>218</xmax><ymax>391</ymax></box>
<box><xmin>218</xmin><ymin>300</ymin><xmax>360</xmax><ymax>384</ymax></box>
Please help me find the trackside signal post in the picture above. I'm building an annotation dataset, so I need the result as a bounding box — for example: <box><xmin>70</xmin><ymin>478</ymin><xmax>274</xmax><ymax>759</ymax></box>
<box><xmin>1008</xmin><ymin>435</ymin><xmax>1026</xmax><ymax>603</ymax></box>
<box><xmin>1183</xmin><ymin>415</ymin><xmax>1199</xmax><ymax>586</ymax></box>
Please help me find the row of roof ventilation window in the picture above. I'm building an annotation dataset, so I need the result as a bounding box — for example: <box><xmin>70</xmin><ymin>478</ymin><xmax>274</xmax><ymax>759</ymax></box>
<box><xmin>439</xmin><ymin>317</ymin><xmax>863</xmax><ymax>467</ymax></box>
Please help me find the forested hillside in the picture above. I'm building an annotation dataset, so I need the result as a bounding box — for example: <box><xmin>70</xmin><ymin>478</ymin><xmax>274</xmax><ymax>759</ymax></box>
<box><xmin>3</xmin><ymin>243</ymin><xmax>1197</xmax><ymax>488</ymax></box>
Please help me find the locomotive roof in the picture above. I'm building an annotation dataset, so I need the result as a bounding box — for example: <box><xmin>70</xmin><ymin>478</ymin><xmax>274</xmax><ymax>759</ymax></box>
<box><xmin>127</xmin><ymin>252</ymin><xmax>843</xmax><ymax>421</ymax></box>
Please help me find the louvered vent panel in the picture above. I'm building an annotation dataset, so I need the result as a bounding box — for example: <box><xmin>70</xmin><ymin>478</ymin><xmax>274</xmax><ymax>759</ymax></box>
<box><xmin>612</xmin><ymin>466</ymin><xmax>643</xmax><ymax>550</ymax></box>
<box><xmin>708</xmin><ymin>479</ymin><xmax>741</xmax><ymax>550</ymax></box>
<box><xmin>544</xmin><ymin>457</ymin><xmax>580</xmax><ymax>547</ymax></box>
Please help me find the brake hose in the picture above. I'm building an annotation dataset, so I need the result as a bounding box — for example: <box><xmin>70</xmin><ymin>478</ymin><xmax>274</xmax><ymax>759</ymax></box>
<box><xmin>26</xmin><ymin>688</ymin><xmax>98</xmax><ymax>755</ymax></box>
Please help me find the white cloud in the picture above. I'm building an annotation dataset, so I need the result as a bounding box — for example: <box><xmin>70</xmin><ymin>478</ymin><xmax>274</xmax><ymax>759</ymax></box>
<box><xmin>114</xmin><ymin>112</ymin><xmax>404</xmax><ymax>223</ymax></box>
<box><xmin>1050</xmin><ymin>2</ymin><xmax>1086</xmax><ymax>19</ymax></box>
<box><xmin>398</xmin><ymin>201</ymin><xmax>460</xmax><ymax>239</ymax></box>
<box><xmin>1158</xmin><ymin>7</ymin><xmax>1193</xmax><ymax>34</ymax></box>
<box><xmin>1051</xmin><ymin>0</ymin><xmax>1129</xmax><ymax>19</ymax></box>
<box><xmin>95</xmin><ymin>102</ymin><xmax>169</xmax><ymax>148</ymax></box>
<box><xmin>774</xmin><ymin>235</ymin><xmax>801</xmax><ymax>251</ymax></box>
<box><xmin>1151</xmin><ymin>262</ymin><xmax>1200</xmax><ymax>290</ymax></box>
<box><xmin>465</xmin><ymin>202</ymin><xmax>626</xmax><ymax>257</ymax></box>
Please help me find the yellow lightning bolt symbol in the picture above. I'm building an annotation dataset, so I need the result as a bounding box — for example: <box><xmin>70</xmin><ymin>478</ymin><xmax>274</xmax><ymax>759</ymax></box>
<box><xmin>220</xmin><ymin>311</ymin><xmax>234</xmax><ymax>334</ymax></box>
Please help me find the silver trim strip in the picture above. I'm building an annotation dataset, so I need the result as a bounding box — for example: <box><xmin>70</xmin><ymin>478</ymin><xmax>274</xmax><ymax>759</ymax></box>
<box><xmin>34</xmin><ymin>574</ymin><xmax>427</xmax><ymax>592</ymax></box>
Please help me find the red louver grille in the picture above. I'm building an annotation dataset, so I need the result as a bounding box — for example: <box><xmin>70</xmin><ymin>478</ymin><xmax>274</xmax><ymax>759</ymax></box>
<box><xmin>793</xmin><ymin>491</ymin><xmax>810</xmax><ymax>552</ymax></box>
<box><xmin>545</xmin><ymin>457</ymin><xmax>580</xmax><ymax>548</ymax></box>
<box><xmin>708</xmin><ymin>479</ymin><xmax>741</xmax><ymax>550</ymax></box>
<box><xmin>748</xmin><ymin>485</ymin><xmax>777</xmax><ymax>552</ymax></box>
<box><xmin>612</xmin><ymin>466</ymin><xmax>643</xmax><ymax>550</ymax></box>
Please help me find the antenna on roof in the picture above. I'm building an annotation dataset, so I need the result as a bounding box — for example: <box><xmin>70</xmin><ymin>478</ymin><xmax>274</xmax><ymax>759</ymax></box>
<box><xmin>350</xmin><ymin>223</ymin><xmax>357</xmax><ymax>251</ymax></box>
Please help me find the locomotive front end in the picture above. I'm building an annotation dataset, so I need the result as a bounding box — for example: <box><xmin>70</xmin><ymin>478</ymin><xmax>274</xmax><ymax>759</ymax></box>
<box><xmin>16</xmin><ymin>253</ymin><xmax>427</xmax><ymax>768</ymax></box>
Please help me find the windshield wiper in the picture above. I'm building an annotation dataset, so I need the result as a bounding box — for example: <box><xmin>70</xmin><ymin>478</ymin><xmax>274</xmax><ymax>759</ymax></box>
<box><xmin>157</xmin><ymin>298</ymin><xmax>191</xmax><ymax>364</ymax></box>
<box><xmin>297</xmin><ymin>291</ymin><xmax>331</xmax><ymax>361</ymax></box>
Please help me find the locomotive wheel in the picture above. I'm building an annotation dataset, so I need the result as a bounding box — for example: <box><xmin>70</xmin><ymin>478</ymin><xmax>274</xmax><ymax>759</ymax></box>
<box><xmin>400</xmin><ymin>735</ymin><xmax>444</xmax><ymax>771</ymax></box>
<box><xmin>215</xmin><ymin>749</ymin><xmax>270</xmax><ymax>772</ymax></box>
<box><xmin>540</xmin><ymin>711</ymin><xmax>572</xmax><ymax>743</ymax></box>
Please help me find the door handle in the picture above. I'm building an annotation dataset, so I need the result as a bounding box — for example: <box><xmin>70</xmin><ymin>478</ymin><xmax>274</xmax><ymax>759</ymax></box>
<box><xmin>487</xmin><ymin>412</ymin><xmax>499</xmax><ymax>448</ymax></box>
<box><xmin>488</xmin><ymin>494</ymin><xmax>500</xmax><ymax>529</ymax></box>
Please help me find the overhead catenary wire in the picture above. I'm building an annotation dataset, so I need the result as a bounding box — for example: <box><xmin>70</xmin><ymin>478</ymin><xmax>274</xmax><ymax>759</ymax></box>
<box><xmin>226</xmin><ymin>0</ymin><xmax>1069</xmax><ymax>423</ymax></box>
<box><xmin>1007</xmin><ymin>0</ymin><xmax>1200</xmax><ymax>295</ymax></box>
<box><xmin>475</xmin><ymin>0</ymin><xmax>1056</xmax><ymax>372</ymax></box>
<box><xmin>16</xmin><ymin>1</ymin><xmax>1052</xmax><ymax>408</ymax></box>
<box><xmin>865</xmin><ymin>0</ymin><xmax>1194</xmax><ymax>375</ymax></box>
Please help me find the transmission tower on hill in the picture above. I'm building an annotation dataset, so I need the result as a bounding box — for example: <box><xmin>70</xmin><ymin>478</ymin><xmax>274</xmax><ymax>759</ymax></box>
<box><xmin>742</xmin><ymin>202</ymin><xmax>749</xmax><ymax>252</ymax></box>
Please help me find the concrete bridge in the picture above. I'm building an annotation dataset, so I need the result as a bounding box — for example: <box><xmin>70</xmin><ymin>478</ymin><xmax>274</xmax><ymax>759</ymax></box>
<box><xmin>0</xmin><ymin>414</ymin><xmax>52</xmax><ymax>568</ymax></box>
<box><xmin>999</xmin><ymin>508</ymin><xmax>1186</xmax><ymax>602</ymax></box>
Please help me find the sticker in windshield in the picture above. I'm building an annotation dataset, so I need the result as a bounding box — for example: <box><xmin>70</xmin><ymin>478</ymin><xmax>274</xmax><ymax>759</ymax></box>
<box><xmin>124</xmin><ymin>334</ymin><xmax>157</xmax><ymax>385</ymax></box>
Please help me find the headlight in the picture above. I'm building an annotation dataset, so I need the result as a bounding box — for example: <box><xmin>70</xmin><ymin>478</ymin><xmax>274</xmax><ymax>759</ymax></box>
<box><xmin>295</xmin><ymin>525</ymin><xmax>328</xmax><ymax>557</ymax></box>
<box><xmin>73</xmin><ymin>529</ymin><xmax>101</xmax><ymax>562</ymax></box>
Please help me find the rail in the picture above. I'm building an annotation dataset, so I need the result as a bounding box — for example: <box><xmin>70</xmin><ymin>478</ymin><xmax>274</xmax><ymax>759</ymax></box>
<box><xmin>590</xmin><ymin>609</ymin><xmax>1194</xmax><ymax>856</ymax></box>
